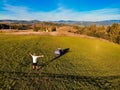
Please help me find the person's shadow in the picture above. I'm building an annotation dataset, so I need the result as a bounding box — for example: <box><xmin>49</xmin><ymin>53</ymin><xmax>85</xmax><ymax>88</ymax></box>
<box><xmin>62</xmin><ymin>48</ymin><xmax>70</xmax><ymax>55</ymax></box>
<box><xmin>40</xmin><ymin>48</ymin><xmax>70</xmax><ymax>68</ymax></box>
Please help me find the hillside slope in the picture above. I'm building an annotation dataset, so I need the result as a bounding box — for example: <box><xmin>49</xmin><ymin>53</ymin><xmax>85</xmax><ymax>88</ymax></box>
<box><xmin>0</xmin><ymin>35</ymin><xmax>120</xmax><ymax>90</ymax></box>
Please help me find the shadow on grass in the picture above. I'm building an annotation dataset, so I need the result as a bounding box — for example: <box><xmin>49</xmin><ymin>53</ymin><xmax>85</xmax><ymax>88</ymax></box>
<box><xmin>42</xmin><ymin>73</ymin><xmax>120</xmax><ymax>89</ymax></box>
<box><xmin>0</xmin><ymin>70</ymin><xmax>120</xmax><ymax>89</ymax></box>
<box><xmin>40</xmin><ymin>48</ymin><xmax>70</xmax><ymax>68</ymax></box>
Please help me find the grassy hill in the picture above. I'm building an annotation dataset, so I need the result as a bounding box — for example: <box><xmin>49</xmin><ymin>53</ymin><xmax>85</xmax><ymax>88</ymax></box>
<box><xmin>0</xmin><ymin>35</ymin><xmax>120</xmax><ymax>90</ymax></box>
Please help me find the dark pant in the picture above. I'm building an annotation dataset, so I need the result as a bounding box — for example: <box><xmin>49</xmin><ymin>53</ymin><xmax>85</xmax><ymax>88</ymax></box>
<box><xmin>33</xmin><ymin>63</ymin><xmax>37</xmax><ymax>66</ymax></box>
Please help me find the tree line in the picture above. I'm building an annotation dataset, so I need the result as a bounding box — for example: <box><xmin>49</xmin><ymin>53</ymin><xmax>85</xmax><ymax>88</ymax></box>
<box><xmin>0</xmin><ymin>22</ymin><xmax>58</xmax><ymax>32</ymax></box>
<box><xmin>76</xmin><ymin>23</ymin><xmax>120</xmax><ymax>44</ymax></box>
<box><xmin>0</xmin><ymin>23</ymin><xmax>31</xmax><ymax>30</ymax></box>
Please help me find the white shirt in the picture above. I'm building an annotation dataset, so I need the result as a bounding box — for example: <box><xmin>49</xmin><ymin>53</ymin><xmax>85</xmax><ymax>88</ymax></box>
<box><xmin>54</xmin><ymin>50</ymin><xmax>60</xmax><ymax>55</ymax></box>
<box><xmin>31</xmin><ymin>55</ymin><xmax>39</xmax><ymax>63</ymax></box>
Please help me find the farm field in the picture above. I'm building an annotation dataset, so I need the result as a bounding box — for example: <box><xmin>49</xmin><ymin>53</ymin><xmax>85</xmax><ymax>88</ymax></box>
<box><xmin>0</xmin><ymin>35</ymin><xmax>120</xmax><ymax>90</ymax></box>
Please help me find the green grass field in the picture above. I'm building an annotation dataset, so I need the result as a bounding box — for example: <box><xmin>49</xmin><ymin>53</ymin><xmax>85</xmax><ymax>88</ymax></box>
<box><xmin>0</xmin><ymin>35</ymin><xmax>120</xmax><ymax>90</ymax></box>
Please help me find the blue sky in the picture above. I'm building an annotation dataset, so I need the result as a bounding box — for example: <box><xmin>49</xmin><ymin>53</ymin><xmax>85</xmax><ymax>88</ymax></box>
<box><xmin>0</xmin><ymin>0</ymin><xmax>120</xmax><ymax>21</ymax></box>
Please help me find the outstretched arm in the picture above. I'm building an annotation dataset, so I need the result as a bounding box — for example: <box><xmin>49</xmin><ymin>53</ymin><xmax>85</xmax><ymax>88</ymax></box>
<box><xmin>38</xmin><ymin>55</ymin><xmax>44</xmax><ymax>58</ymax></box>
<box><xmin>29</xmin><ymin>53</ymin><xmax>32</xmax><ymax>56</ymax></box>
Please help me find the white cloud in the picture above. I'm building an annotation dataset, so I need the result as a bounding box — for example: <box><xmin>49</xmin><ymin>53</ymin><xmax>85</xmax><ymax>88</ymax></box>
<box><xmin>0</xmin><ymin>3</ymin><xmax>120</xmax><ymax>21</ymax></box>
<box><xmin>3</xmin><ymin>4</ymin><xmax>28</xmax><ymax>14</ymax></box>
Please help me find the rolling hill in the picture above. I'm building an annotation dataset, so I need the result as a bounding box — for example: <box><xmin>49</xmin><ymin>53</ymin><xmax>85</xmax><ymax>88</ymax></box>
<box><xmin>0</xmin><ymin>35</ymin><xmax>120</xmax><ymax>90</ymax></box>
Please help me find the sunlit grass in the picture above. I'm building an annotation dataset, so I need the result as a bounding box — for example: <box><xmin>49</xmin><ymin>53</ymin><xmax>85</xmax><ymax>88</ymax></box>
<box><xmin>0</xmin><ymin>35</ymin><xmax>120</xmax><ymax>89</ymax></box>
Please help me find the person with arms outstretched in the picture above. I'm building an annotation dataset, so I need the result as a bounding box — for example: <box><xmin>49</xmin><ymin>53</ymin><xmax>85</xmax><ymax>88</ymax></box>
<box><xmin>30</xmin><ymin>53</ymin><xmax>44</xmax><ymax>70</ymax></box>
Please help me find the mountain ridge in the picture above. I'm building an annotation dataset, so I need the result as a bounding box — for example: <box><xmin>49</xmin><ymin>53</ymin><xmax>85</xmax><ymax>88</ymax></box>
<box><xmin>0</xmin><ymin>19</ymin><xmax>120</xmax><ymax>25</ymax></box>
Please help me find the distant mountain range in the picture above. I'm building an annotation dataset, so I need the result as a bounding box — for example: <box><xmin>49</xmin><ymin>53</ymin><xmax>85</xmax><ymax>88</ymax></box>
<box><xmin>0</xmin><ymin>19</ymin><xmax>120</xmax><ymax>25</ymax></box>
<box><xmin>54</xmin><ymin>20</ymin><xmax>120</xmax><ymax>26</ymax></box>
